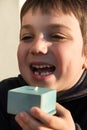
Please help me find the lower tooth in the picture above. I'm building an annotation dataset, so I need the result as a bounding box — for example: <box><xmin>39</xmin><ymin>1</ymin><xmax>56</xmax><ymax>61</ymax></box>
<box><xmin>34</xmin><ymin>72</ymin><xmax>51</xmax><ymax>76</ymax></box>
<box><xmin>34</xmin><ymin>72</ymin><xmax>39</xmax><ymax>75</ymax></box>
<box><xmin>41</xmin><ymin>72</ymin><xmax>50</xmax><ymax>76</ymax></box>
<box><xmin>41</xmin><ymin>73</ymin><xmax>45</xmax><ymax>76</ymax></box>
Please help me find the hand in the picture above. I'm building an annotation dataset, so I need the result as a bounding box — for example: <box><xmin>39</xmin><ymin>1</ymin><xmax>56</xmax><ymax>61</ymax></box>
<box><xmin>15</xmin><ymin>103</ymin><xmax>75</xmax><ymax>130</ymax></box>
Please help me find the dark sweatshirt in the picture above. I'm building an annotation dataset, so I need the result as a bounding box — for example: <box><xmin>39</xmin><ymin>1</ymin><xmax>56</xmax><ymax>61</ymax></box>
<box><xmin>0</xmin><ymin>71</ymin><xmax>87</xmax><ymax>130</ymax></box>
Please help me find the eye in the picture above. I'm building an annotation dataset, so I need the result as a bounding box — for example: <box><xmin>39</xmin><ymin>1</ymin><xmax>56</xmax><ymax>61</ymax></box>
<box><xmin>20</xmin><ymin>34</ymin><xmax>34</xmax><ymax>43</ymax></box>
<box><xmin>50</xmin><ymin>33</ymin><xmax>66</xmax><ymax>41</ymax></box>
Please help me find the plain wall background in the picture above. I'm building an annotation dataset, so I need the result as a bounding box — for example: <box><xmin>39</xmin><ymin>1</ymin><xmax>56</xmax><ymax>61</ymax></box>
<box><xmin>0</xmin><ymin>0</ymin><xmax>20</xmax><ymax>80</ymax></box>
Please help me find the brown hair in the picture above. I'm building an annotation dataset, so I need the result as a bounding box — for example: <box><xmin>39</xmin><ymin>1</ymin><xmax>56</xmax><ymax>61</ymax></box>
<box><xmin>20</xmin><ymin>0</ymin><xmax>87</xmax><ymax>53</ymax></box>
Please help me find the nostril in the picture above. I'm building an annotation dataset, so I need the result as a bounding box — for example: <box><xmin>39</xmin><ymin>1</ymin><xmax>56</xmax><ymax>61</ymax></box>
<box><xmin>29</xmin><ymin>47</ymin><xmax>48</xmax><ymax>55</ymax></box>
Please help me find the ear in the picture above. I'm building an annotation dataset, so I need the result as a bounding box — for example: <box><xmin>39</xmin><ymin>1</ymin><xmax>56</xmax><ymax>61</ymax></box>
<box><xmin>82</xmin><ymin>55</ymin><xmax>87</xmax><ymax>69</ymax></box>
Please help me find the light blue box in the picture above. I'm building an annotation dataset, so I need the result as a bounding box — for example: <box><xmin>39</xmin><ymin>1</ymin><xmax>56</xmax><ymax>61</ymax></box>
<box><xmin>7</xmin><ymin>86</ymin><xmax>56</xmax><ymax>115</ymax></box>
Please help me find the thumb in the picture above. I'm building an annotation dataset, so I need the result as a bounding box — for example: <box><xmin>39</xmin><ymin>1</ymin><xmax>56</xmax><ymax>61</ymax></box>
<box><xmin>56</xmin><ymin>103</ymin><xmax>70</xmax><ymax>117</ymax></box>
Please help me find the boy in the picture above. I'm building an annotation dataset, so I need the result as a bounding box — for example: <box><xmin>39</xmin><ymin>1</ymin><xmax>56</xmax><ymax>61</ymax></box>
<box><xmin>0</xmin><ymin>0</ymin><xmax>87</xmax><ymax>130</ymax></box>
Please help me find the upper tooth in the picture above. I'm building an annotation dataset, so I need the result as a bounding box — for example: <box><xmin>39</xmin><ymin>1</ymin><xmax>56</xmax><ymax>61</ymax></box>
<box><xmin>40</xmin><ymin>65</ymin><xmax>44</xmax><ymax>68</ymax></box>
<box><xmin>47</xmin><ymin>65</ymin><xmax>50</xmax><ymax>68</ymax></box>
<box><xmin>32</xmin><ymin>65</ymin><xmax>51</xmax><ymax>68</ymax></box>
<box><xmin>32</xmin><ymin>65</ymin><xmax>40</xmax><ymax>68</ymax></box>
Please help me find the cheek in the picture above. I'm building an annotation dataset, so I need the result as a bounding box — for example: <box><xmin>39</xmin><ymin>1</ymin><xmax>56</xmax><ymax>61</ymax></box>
<box><xmin>17</xmin><ymin>44</ymin><xmax>29</xmax><ymax>59</ymax></box>
<box><xmin>17</xmin><ymin>46</ymin><xmax>23</xmax><ymax>63</ymax></box>
<box><xmin>17</xmin><ymin>44</ymin><xmax>28</xmax><ymax>66</ymax></box>
<box><xmin>53</xmin><ymin>46</ymin><xmax>75</xmax><ymax>73</ymax></box>
<box><xmin>53</xmin><ymin>46</ymin><xmax>70</xmax><ymax>64</ymax></box>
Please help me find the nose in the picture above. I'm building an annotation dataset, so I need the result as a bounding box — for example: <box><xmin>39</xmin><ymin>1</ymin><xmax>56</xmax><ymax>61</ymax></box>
<box><xmin>29</xmin><ymin>36</ymin><xmax>48</xmax><ymax>55</ymax></box>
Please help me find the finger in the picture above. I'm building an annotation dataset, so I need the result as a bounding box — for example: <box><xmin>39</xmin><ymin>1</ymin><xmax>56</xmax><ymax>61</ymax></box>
<box><xmin>15</xmin><ymin>112</ymin><xmax>29</xmax><ymax>130</ymax></box>
<box><xmin>15</xmin><ymin>111</ymin><xmax>40</xmax><ymax>130</ymax></box>
<box><xmin>56</xmin><ymin>103</ymin><xmax>75</xmax><ymax>130</ymax></box>
<box><xmin>30</xmin><ymin>107</ymin><xmax>63</xmax><ymax>130</ymax></box>
<box><xmin>15</xmin><ymin>111</ymin><xmax>53</xmax><ymax>130</ymax></box>
<box><xmin>30</xmin><ymin>104</ymin><xmax>75</xmax><ymax>130</ymax></box>
<box><xmin>56</xmin><ymin>103</ymin><xmax>69</xmax><ymax>116</ymax></box>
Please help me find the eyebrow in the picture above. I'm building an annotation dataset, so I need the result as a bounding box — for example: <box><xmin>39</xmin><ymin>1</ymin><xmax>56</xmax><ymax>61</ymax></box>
<box><xmin>21</xmin><ymin>23</ymin><xmax>71</xmax><ymax>32</ymax></box>
<box><xmin>21</xmin><ymin>24</ymin><xmax>33</xmax><ymax>31</ymax></box>
<box><xmin>47</xmin><ymin>24</ymin><xmax>71</xmax><ymax>31</ymax></box>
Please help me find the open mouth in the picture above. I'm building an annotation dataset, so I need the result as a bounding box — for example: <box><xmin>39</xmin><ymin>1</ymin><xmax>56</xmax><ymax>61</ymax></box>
<box><xmin>30</xmin><ymin>63</ymin><xmax>56</xmax><ymax>76</ymax></box>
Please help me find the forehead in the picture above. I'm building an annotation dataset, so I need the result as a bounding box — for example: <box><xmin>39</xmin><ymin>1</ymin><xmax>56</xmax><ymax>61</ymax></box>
<box><xmin>21</xmin><ymin>9</ymin><xmax>80</xmax><ymax>31</ymax></box>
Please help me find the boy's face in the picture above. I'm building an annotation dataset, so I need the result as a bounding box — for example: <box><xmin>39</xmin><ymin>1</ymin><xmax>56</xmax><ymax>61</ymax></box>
<box><xmin>17</xmin><ymin>9</ymin><xmax>87</xmax><ymax>91</ymax></box>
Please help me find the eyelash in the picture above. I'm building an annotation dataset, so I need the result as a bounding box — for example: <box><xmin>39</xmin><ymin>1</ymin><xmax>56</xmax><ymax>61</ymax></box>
<box><xmin>51</xmin><ymin>33</ymin><xmax>66</xmax><ymax>38</ymax></box>
<box><xmin>20</xmin><ymin>33</ymin><xmax>66</xmax><ymax>43</ymax></box>
<box><xmin>20</xmin><ymin>35</ymin><xmax>34</xmax><ymax>42</ymax></box>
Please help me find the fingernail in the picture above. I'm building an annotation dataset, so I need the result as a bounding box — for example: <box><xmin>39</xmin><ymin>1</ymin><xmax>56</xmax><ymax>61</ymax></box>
<box><xmin>19</xmin><ymin>112</ymin><xmax>26</xmax><ymax>118</ymax></box>
<box><xmin>30</xmin><ymin>107</ymin><xmax>36</xmax><ymax>114</ymax></box>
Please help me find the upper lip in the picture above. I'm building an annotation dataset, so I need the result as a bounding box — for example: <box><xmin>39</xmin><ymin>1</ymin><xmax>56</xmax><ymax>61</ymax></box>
<box><xmin>30</xmin><ymin>61</ymin><xmax>55</xmax><ymax>67</ymax></box>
